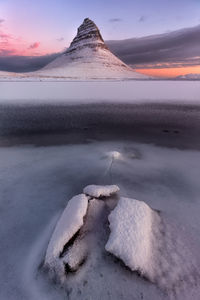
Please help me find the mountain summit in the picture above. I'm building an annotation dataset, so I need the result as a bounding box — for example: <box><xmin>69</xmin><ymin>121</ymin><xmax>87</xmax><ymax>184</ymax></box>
<box><xmin>68</xmin><ymin>18</ymin><xmax>107</xmax><ymax>52</ymax></box>
<box><xmin>38</xmin><ymin>18</ymin><xmax>147</xmax><ymax>79</ymax></box>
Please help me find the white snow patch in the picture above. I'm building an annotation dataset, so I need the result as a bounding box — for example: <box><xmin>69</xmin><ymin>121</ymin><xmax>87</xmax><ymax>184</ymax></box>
<box><xmin>83</xmin><ymin>184</ymin><xmax>120</xmax><ymax>198</ymax></box>
<box><xmin>44</xmin><ymin>194</ymin><xmax>88</xmax><ymax>272</ymax></box>
<box><xmin>105</xmin><ymin>197</ymin><xmax>154</xmax><ymax>274</ymax></box>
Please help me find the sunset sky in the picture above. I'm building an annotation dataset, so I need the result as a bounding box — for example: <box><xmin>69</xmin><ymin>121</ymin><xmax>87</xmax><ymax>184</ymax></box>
<box><xmin>0</xmin><ymin>0</ymin><xmax>200</xmax><ymax>76</ymax></box>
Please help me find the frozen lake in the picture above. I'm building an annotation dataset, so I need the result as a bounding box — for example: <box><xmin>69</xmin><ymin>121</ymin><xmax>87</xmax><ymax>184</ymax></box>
<box><xmin>0</xmin><ymin>81</ymin><xmax>200</xmax><ymax>299</ymax></box>
<box><xmin>0</xmin><ymin>80</ymin><xmax>200</xmax><ymax>104</ymax></box>
<box><xmin>1</xmin><ymin>140</ymin><xmax>200</xmax><ymax>300</ymax></box>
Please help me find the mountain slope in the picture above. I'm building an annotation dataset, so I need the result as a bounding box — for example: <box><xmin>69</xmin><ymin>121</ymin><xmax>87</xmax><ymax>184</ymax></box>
<box><xmin>37</xmin><ymin>18</ymin><xmax>147</xmax><ymax>79</ymax></box>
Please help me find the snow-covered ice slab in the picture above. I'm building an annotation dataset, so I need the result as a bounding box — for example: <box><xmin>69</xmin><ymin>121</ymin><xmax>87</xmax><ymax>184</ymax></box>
<box><xmin>83</xmin><ymin>184</ymin><xmax>120</xmax><ymax>198</ymax></box>
<box><xmin>62</xmin><ymin>198</ymin><xmax>105</xmax><ymax>273</ymax></box>
<box><xmin>44</xmin><ymin>184</ymin><xmax>200</xmax><ymax>293</ymax></box>
<box><xmin>106</xmin><ymin>197</ymin><xmax>200</xmax><ymax>292</ymax></box>
<box><xmin>44</xmin><ymin>185</ymin><xmax>119</xmax><ymax>280</ymax></box>
<box><xmin>105</xmin><ymin>197</ymin><xmax>154</xmax><ymax>274</ymax></box>
<box><xmin>44</xmin><ymin>194</ymin><xmax>88</xmax><ymax>275</ymax></box>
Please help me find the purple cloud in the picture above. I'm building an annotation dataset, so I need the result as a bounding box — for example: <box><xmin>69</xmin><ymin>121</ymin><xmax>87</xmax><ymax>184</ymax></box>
<box><xmin>109</xmin><ymin>18</ymin><xmax>123</xmax><ymax>23</ymax></box>
<box><xmin>28</xmin><ymin>42</ymin><xmax>40</xmax><ymax>49</ymax></box>
<box><xmin>0</xmin><ymin>32</ymin><xmax>11</xmax><ymax>39</ymax></box>
<box><xmin>138</xmin><ymin>16</ymin><xmax>147</xmax><ymax>22</ymax></box>
<box><xmin>106</xmin><ymin>24</ymin><xmax>200</xmax><ymax>68</ymax></box>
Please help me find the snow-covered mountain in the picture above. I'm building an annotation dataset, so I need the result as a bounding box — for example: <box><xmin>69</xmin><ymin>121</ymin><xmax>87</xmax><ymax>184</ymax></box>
<box><xmin>176</xmin><ymin>73</ymin><xmax>200</xmax><ymax>80</ymax></box>
<box><xmin>37</xmin><ymin>18</ymin><xmax>147</xmax><ymax>79</ymax></box>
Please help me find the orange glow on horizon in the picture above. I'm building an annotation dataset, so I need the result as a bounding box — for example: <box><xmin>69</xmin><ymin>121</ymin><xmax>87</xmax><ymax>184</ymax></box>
<box><xmin>136</xmin><ymin>65</ymin><xmax>200</xmax><ymax>78</ymax></box>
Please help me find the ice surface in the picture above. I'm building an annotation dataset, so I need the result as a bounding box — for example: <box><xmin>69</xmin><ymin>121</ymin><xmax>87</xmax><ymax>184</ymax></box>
<box><xmin>83</xmin><ymin>184</ymin><xmax>120</xmax><ymax>198</ymax></box>
<box><xmin>0</xmin><ymin>81</ymin><xmax>200</xmax><ymax>104</ymax></box>
<box><xmin>44</xmin><ymin>194</ymin><xmax>88</xmax><ymax>277</ymax></box>
<box><xmin>1</xmin><ymin>141</ymin><xmax>200</xmax><ymax>299</ymax></box>
<box><xmin>105</xmin><ymin>197</ymin><xmax>154</xmax><ymax>274</ymax></box>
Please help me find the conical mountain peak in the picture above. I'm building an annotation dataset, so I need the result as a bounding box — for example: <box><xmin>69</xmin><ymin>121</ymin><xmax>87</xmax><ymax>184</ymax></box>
<box><xmin>78</xmin><ymin>18</ymin><xmax>103</xmax><ymax>39</ymax></box>
<box><xmin>39</xmin><ymin>18</ymin><xmax>147</xmax><ymax>79</ymax></box>
<box><xmin>67</xmin><ymin>18</ymin><xmax>107</xmax><ymax>53</ymax></box>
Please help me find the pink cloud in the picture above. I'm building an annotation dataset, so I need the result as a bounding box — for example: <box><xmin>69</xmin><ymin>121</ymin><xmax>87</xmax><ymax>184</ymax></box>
<box><xmin>0</xmin><ymin>32</ymin><xmax>12</xmax><ymax>40</ymax></box>
<box><xmin>0</xmin><ymin>28</ymin><xmax>51</xmax><ymax>56</ymax></box>
<box><xmin>28</xmin><ymin>42</ymin><xmax>40</xmax><ymax>49</ymax></box>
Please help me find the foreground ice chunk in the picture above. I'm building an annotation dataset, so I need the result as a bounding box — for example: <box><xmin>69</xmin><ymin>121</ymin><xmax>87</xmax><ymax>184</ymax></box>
<box><xmin>45</xmin><ymin>194</ymin><xmax>88</xmax><ymax>270</ymax></box>
<box><xmin>83</xmin><ymin>184</ymin><xmax>120</xmax><ymax>198</ymax></box>
<box><xmin>44</xmin><ymin>185</ymin><xmax>199</xmax><ymax>292</ymax></box>
<box><xmin>105</xmin><ymin>197</ymin><xmax>154</xmax><ymax>274</ymax></box>
<box><xmin>63</xmin><ymin>198</ymin><xmax>105</xmax><ymax>272</ymax></box>
<box><xmin>106</xmin><ymin>197</ymin><xmax>200</xmax><ymax>291</ymax></box>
